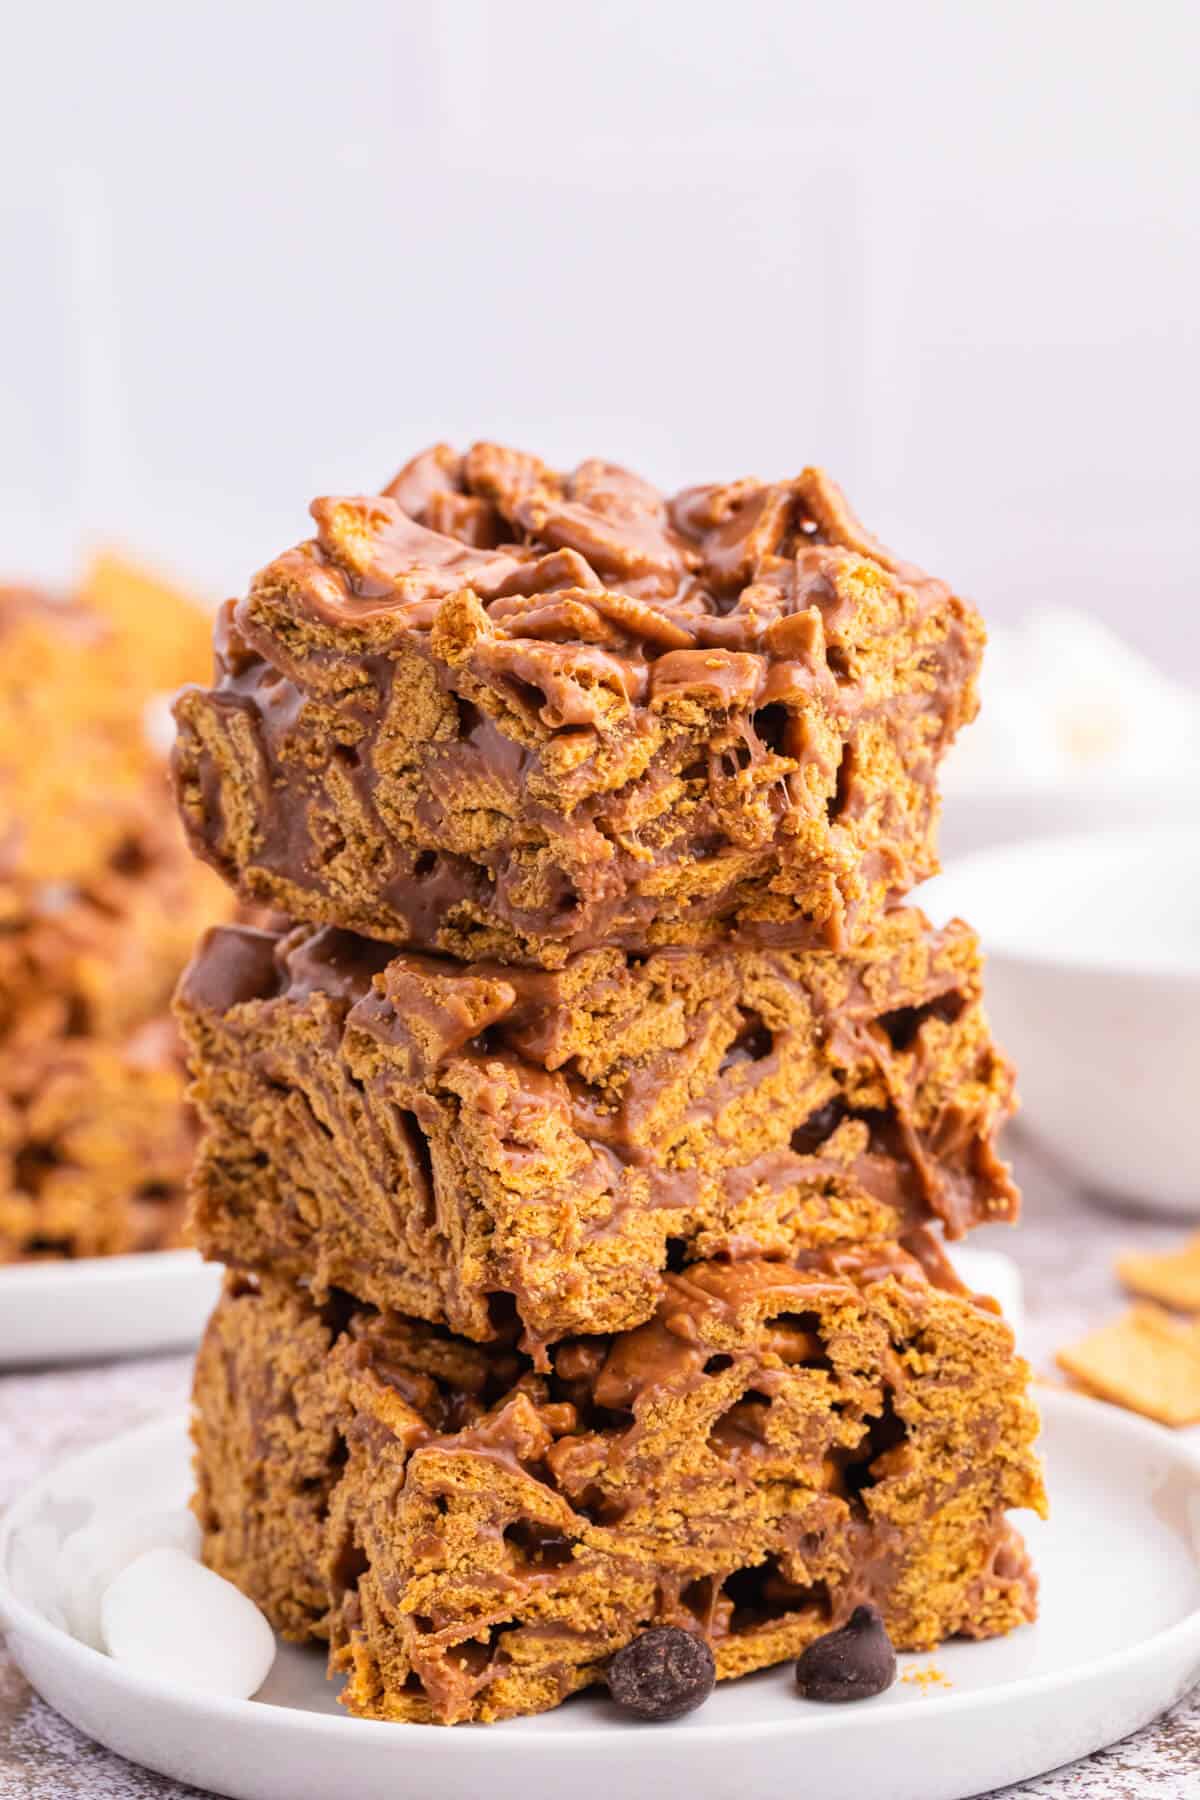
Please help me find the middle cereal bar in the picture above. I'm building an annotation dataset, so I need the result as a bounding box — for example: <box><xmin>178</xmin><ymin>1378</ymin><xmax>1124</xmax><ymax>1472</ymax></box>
<box><xmin>177</xmin><ymin>906</ymin><xmax>1016</xmax><ymax>1348</ymax></box>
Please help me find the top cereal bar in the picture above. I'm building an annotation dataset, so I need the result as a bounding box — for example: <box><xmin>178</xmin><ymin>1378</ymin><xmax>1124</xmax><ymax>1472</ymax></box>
<box><xmin>173</xmin><ymin>444</ymin><xmax>984</xmax><ymax>965</ymax></box>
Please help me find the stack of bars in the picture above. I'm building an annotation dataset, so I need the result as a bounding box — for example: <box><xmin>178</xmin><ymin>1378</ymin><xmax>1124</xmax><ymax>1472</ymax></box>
<box><xmin>0</xmin><ymin>559</ymin><xmax>231</xmax><ymax>1263</ymax></box>
<box><xmin>174</xmin><ymin>444</ymin><xmax>1046</xmax><ymax>1725</ymax></box>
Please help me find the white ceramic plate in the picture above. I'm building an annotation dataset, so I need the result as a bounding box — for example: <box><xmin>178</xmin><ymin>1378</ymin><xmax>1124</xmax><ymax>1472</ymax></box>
<box><xmin>0</xmin><ymin>1251</ymin><xmax>222</xmax><ymax>1367</ymax></box>
<box><xmin>2</xmin><ymin>1391</ymin><xmax>1199</xmax><ymax>1800</ymax></box>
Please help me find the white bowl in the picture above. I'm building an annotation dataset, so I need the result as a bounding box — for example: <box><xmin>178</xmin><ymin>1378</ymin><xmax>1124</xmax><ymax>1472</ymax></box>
<box><xmin>921</xmin><ymin>825</ymin><xmax>1200</xmax><ymax>1214</ymax></box>
<box><xmin>938</xmin><ymin>775</ymin><xmax>1200</xmax><ymax>861</ymax></box>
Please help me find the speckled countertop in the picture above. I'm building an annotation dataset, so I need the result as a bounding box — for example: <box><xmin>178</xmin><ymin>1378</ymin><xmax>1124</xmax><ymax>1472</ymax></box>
<box><xmin>1</xmin><ymin>1135</ymin><xmax>1198</xmax><ymax>1799</ymax></box>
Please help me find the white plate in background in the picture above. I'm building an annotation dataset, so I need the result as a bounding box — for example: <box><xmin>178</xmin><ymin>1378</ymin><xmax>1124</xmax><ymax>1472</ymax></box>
<box><xmin>0</xmin><ymin>1251</ymin><xmax>222</xmax><ymax>1368</ymax></box>
<box><xmin>2</xmin><ymin>1391</ymin><xmax>1199</xmax><ymax>1800</ymax></box>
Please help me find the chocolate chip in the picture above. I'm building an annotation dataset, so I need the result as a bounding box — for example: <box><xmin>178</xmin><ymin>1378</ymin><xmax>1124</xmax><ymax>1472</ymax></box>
<box><xmin>794</xmin><ymin>1604</ymin><xmax>896</xmax><ymax>1702</ymax></box>
<box><xmin>608</xmin><ymin>1626</ymin><xmax>716</xmax><ymax>1721</ymax></box>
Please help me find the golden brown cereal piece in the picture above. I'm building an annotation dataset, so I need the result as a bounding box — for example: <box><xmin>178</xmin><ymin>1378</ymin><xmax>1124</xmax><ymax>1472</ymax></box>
<box><xmin>0</xmin><ymin>549</ymin><xmax>215</xmax><ymax>909</ymax></box>
<box><xmin>901</xmin><ymin>1664</ymin><xmax>951</xmax><ymax>1691</ymax></box>
<box><xmin>192</xmin><ymin>1244</ymin><xmax>1044</xmax><ymax>1725</ymax></box>
<box><xmin>1057</xmin><ymin>1305</ymin><xmax>1200</xmax><ymax>1427</ymax></box>
<box><xmin>171</xmin><ymin>445</ymin><xmax>985</xmax><ymax>965</ymax></box>
<box><xmin>78</xmin><ymin>549</ymin><xmax>214</xmax><ymax>697</ymax></box>
<box><xmin>176</xmin><ymin>907</ymin><xmax>1018</xmax><ymax>1346</ymax></box>
<box><xmin>0</xmin><ymin>1021</ymin><xmax>196</xmax><ymax>1261</ymax></box>
<box><xmin>0</xmin><ymin>589</ymin><xmax>149</xmax><ymax>886</ymax></box>
<box><xmin>0</xmin><ymin>569</ymin><xmax>210</xmax><ymax>887</ymax></box>
<box><xmin>1116</xmin><ymin>1235</ymin><xmax>1200</xmax><ymax>1314</ymax></box>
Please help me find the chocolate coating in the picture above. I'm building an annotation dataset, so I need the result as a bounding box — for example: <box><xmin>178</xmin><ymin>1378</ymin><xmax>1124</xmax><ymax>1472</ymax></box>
<box><xmin>794</xmin><ymin>1604</ymin><xmax>897</xmax><ymax>1702</ymax></box>
<box><xmin>172</xmin><ymin>443</ymin><xmax>986</xmax><ymax>964</ymax></box>
<box><xmin>608</xmin><ymin>1627</ymin><xmax>716</xmax><ymax>1720</ymax></box>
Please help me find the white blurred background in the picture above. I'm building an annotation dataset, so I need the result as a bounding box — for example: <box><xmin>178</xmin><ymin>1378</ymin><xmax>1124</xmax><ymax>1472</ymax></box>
<box><xmin>0</xmin><ymin>10</ymin><xmax>1197</xmax><ymax>1233</ymax></box>
<box><xmin>3</xmin><ymin>0</ymin><xmax>1197</xmax><ymax>671</ymax></box>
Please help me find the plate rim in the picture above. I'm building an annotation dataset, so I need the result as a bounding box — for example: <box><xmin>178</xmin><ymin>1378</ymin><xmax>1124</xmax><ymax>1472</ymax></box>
<box><xmin>0</xmin><ymin>1249</ymin><xmax>223</xmax><ymax>1366</ymax></box>
<box><xmin>2</xmin><ymin>1386</ymin><xmax>1199</xmax><ymax>1751</ymax></box>
<box><xmin>0</xmin><ymin>1247</ymin><xmax>209</xmax><ymax>1292</ymax></box>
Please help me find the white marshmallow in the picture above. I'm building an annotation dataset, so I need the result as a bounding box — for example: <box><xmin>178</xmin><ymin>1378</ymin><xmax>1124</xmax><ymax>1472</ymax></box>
<box><xmin>56</xmin><ymin>1508</ymin><xmax>202</xmax><ymax>1651</ymax></box>
<box><xmin>8</xmin><ymin>1524</ymin><xmax>69</xmax><ymax>1631</ymax></box>
<box><xmin>100</xmin><ymin>1547</ymin><xmax>276</xmax><ymax>1699</ymax></box>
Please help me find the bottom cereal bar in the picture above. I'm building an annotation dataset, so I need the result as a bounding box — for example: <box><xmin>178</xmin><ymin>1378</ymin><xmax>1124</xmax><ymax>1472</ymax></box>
<box><xmin>192</xmin><ymin>1240</ymin><xmax>1044</xmax><ymax>1725</ymax></box>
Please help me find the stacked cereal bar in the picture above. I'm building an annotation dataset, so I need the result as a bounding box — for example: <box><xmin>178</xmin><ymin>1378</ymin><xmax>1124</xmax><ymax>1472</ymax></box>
<box><xmin>0</xmin><ymin>567</ymin><xmax>231</xmax><ymax>1263</ymax></box>
<box><xmin>176</xmin><ymin>446</ymin><xmax>1043</xmax><ymax>1723</ymax></box>
<box><xmin>173</xmin><ymin>448</ymin><xmax>984</xmax><ymax>964</ymax></box>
